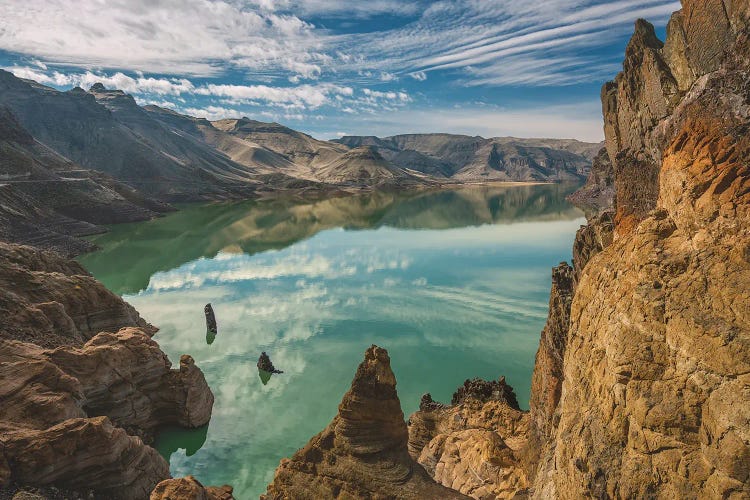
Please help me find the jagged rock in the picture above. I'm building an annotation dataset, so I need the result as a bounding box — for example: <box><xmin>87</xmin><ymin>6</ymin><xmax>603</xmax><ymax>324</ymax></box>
<box><xmin>523</xmin><ymin>263</ymin><xmax>574</xmax><ymax>474</ymax></box>
<box><xmin>150</xmin><ymin>476</ymin><xmax>234</xmax><ymax>500</ymax></box>
<box><xmin>571</xmin><ymin>211</ymin><xmax>614</xmax><ymax>285</ymax></box>
<box><xmin>451</xmin><ymin>376</ymin><xmax>521</xmax><ymax>409</ymax></box>
<box><xmin>262</xmin><ymin>345</ymin><xmax>468</xmax><ymax>499</ymax></box>
<box><xmin>2</xmin><ymin>416</ymin><xmax>168</xmax><ymax>499</ymax></box>
<box><xmin>566</xmin><ymin>147</ymin><xmax>615</xmax><ymax>216</ymax></box>
<box><xmin>408</xmin><ymin>379</ymin><xmax>529</xmax><ymax>499</ymax></box>
<box><xmin>257</xmin><ymin>351</ymin><xmax>283</xmax><ymax>374</ymax></box>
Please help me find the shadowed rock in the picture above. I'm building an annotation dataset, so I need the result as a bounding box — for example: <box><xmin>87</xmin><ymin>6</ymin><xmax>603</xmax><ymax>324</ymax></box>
<box><xmin>262</xmin><ymin>345</ymin><xmax>469</xmax><ymax>499</ymax></box>
<box><xmin>0</xmin><ymin>242</ymin><xmax>217</xmax><ymax>498</ymax></box>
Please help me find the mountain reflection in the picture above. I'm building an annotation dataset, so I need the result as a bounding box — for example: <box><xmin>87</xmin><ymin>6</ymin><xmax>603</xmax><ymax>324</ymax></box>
<box><xmin>79</xmin><ymin>183</ymin><xmax>582</xmax><ymax>294</ymax></box>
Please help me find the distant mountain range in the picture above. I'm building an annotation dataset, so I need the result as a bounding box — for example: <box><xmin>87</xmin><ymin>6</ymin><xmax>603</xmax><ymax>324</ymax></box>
<box><xmin>0</xmin><ymin>68</ymin><xmax>602</xmax><ymax>255</ymax></box>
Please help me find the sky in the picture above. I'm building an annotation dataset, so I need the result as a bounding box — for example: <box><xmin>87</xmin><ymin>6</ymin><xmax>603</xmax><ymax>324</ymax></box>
<box><xmin>0</xmin><ymin>0</ymin><xmax>679</xmax><ymax>141</ymax></box>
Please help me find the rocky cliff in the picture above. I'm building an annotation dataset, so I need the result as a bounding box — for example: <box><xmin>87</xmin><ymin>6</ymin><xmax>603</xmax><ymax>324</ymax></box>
<box><xmin>267</xmin><ymin>1</ymin><xmax>750</xmax><ymax>498</ymax></box>
<box><xmin>536</xmin><ymin>2</ymin><xmax>750</xmax><ymax>496</ymax></box>
<box><xmin>0</xmin><ymin>242</ymin><xmax>225</xmax><ymax>499</ymax></box>
<box><xmin>0</xmin><ymin>107</ymin><xmax>171</xmax><ymax>256</ymax></box>
<box><xmin>262</xmin><ymin>345</ymin><xmax>468</xmax><ymax>499</ymax></box>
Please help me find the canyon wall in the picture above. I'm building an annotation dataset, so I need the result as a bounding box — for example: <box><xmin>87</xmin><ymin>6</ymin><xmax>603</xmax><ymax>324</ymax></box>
<box><xmin>0</xmin><ymin>242</ymin><xmax>225</xmax><ymax>499</ymax></box>
<box><xmin>532</xmin><ymin>1</ymin><xmax>750</xmax><ymax>497</ymax></box>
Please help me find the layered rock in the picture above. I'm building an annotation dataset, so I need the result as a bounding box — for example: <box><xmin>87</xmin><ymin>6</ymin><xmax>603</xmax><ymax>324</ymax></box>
<box><xmin>407</xmin><ymin>379</ymin><xmax>529</xmax><ymax>498</ymax></box>
<box><xmin>0</xmin><ymin>242</ymin><xmax>154</xmax><ymax>347</ymax></box>
<box><xmin>262</xmin><ymin>345</ymin><xmax>468</xmax><ymax>499</ymax></box>
<box><xmin>0</xmin><ymin>243</ymin><xmax>216</xmax><ymax>498</ymax></box>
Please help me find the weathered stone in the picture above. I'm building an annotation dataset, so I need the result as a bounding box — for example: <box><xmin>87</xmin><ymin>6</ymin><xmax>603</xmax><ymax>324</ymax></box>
<box><xmin>204</xmin><ymin>303</ymin><xmax>217</xmax><ymax>334</ymax></box>
<box><xmin>408</xmin><ymin>380</ymin><xmax>529</xmax><ymax>499</ymax></box>
<box><xmin>262</xmin><ymin>345</ymin><xmax>468</xmax><ymax>499</ymax></box>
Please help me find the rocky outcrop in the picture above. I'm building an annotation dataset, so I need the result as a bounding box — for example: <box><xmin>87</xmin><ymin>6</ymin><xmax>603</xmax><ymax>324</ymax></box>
<box><xmin>0</xmin><ymin>242</ymin><xmax>154</xmax><ymax>347</ymax></box>
<box><xmin>566</xmin><ymin>147</ymin><xmax>615</xmax><ymax>216</ymax></box>
<box><xmin>404</xmin><ymin>3</ymin><xmax>750</xmax><ymax>499</ymax></box>
<box><xmin>262</xmin><ymin>345</ymin><xmax>468</xmax><ymax>499</ymax></box>
<box><xmin>0</xmin><ymin>242</ymin><xmax>216</xmax><ymax>499</ymax></box>
<box><xmin>407</xmin><ymin>378</ymin><xmax>529</xmax><ymax>498</ymax></box>
<box><xmin>150</xmin><ymin>476</ymin><xmax>234</xmax><ymax>500</ymax></box>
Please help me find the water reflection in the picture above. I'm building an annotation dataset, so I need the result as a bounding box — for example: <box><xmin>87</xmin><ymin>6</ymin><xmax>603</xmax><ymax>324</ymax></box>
<box><xmin>78</xmin><ymin>183</ymin><xmax>585</xmax><ymax>498</ymax></box>
<box><xmin>155</xmin><ymin>424</ymin><xmax>209</xmax><ymax>460</ymax></box>
<box><xmin>206</xmin><ymin>331</ymin><xmax>217</xmax><ymax>345</ymax></box>
<box><xmin>80</xmin><ymin>183</ymin><xmax>582</xmax><ymax>295</ymax></box>
<box><xmin>258</xmin><ymin>369</ymin><xmax>272</xmax><ymax>385</ymax></box>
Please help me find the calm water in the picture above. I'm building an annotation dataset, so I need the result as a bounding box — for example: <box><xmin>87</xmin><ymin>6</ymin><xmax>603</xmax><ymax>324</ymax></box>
<box><xmin>79</xmin><ymin>184</ymin><xmax>584</xmax><ymax>498</ymax></box>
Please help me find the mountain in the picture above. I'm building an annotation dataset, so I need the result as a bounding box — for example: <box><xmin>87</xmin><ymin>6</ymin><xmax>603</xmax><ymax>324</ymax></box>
<box><xmin>334</xmin><ymin>133</ymin><xmax>601</xmax><ymax>181</ymax></box>
<box><xmin>0</xmin><ymin>107</ymin><xmax>170</xmax><ymax>256</ymax></box>
<box><xmin>0</xmin><ymin>67</ymin><xmax>600</xmax><ymax>255</ymax></box>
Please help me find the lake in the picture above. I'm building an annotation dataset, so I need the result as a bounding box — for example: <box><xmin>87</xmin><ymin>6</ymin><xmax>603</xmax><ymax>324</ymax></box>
<box><xmin>78</xmin><ymin>183</ymin><xmax>584</xmax><ymax>498</ymax></box>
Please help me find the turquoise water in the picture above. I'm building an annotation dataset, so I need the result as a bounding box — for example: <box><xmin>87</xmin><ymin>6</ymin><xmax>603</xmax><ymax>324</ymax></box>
<box><xmin>79</xmin><ymin>184</ymin><xmax>583</xmax><ymax>498</ymax></box>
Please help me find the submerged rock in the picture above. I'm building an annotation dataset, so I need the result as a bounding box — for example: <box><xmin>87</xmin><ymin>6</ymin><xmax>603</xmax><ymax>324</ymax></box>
<box><xmin>262</xmin><ymin>345</ymin><xmax>468</xmax><ymax>499</ymax></box>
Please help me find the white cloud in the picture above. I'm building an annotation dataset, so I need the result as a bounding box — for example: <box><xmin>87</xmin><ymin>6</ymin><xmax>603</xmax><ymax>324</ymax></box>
<box><xmin>0</xmin><ymin>0</ymin><xmax>679</xmax><ymax>86</ymax></box>
<box><xmin>195</xmin><ymin>83</ymin><xmax>354</xmax><ymax>109</ymax></box>
<box><xmin>4</xmin><ymin>66</ymin><xmax>195</xmax><ymax>95</ymax></box>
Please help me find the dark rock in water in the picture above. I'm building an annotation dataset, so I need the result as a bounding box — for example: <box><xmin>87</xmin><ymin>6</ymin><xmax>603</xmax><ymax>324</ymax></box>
<box><xmin>258</xmin><ymin>369</ymin><xmax>272</xmax><ymax>385</ymax></box>
<box><xmin>257</xmin><ymin>352</ymin><xmax>283</xmax><ymax>374</ymax></box>
<box><xmin>204</xmin><ymin>303</ymin><xmax>217</xmax><ymax>334</ymax></box>
<box><xmin>205</xmin><ymin>331</ymin><xmax>216</xmax><ymax>345</ymax></box>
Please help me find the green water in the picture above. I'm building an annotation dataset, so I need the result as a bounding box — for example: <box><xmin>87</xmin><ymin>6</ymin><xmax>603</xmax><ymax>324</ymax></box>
<box><xmin>79</xmin><ymin>184</ymin><xmax>584</xmax><ymax>499</ymax></box>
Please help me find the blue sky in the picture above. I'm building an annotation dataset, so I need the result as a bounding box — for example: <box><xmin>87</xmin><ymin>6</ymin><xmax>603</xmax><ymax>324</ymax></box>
<box><xmin>0</xmin><ymin>0</ymin><xmax>678</xmax><ymax>141</ymax></box>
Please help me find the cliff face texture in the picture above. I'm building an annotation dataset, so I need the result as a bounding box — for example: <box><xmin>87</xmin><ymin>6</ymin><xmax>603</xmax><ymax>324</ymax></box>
<box><xmin>262</xmin><ymin>345</ymin><xmax>469</xmax><ymax>499</ymax></box>
<box><xmin>533</xmin><ymin>1</ymin><xmax>750</xmax><ymax>498</ymax></box>
<box><xmin>0</xmin><ymin>243</ymin><xmax>219</xmax><ymax>499</ymax></box>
